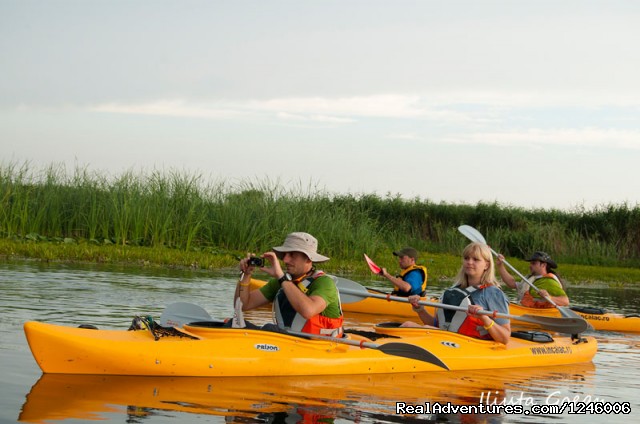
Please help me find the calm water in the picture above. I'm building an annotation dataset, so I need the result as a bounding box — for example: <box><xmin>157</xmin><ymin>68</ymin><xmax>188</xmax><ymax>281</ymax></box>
<box><xmin>1</xmin><ymin>260</ymin><xmax>639</xmax><ymax>424</ymax></box>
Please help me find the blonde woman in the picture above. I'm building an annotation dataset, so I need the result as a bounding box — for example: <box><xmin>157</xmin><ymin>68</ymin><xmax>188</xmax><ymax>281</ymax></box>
<box><xmin>405</xmin><ymin>242</ymin><xmax>511</xmax><ymax>344</ymax></box>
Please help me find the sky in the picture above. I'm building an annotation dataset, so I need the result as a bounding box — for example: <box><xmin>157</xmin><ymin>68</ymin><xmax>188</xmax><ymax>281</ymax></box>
<box><xmin>2</xmin><ymin>0</ymin><xmax>640</xmax><ymax>211</ymax></box>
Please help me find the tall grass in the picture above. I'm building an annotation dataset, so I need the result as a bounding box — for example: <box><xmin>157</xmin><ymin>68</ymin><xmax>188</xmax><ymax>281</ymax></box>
<box><xmin>2</xmin><ymin>161</ymin><xmax>640</xmax><ymax>268</ymax></box>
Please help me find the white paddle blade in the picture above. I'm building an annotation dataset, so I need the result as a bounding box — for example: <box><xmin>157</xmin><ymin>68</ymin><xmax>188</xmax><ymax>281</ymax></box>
<box><xmin>334</xmin><ymin>276</ymin><xmax>372</xmax><ymax>304</ymax></box>
<box><xmin>160</xmin><ymin>302</ymin><xmax>212</xmax><ymax>327</ymax></box>
<box><xmin>458</xmin><ymin>225</ymin><xmax>487</xmax><ymax>244</ymax></box>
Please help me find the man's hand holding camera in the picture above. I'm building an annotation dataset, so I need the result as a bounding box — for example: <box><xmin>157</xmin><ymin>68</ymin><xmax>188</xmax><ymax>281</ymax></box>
<box><xmin>247</xmin><ymin>256</ymin><xmax>265</xmax><ymax>267</ymax></box>
<box><xmin>239</xmin><ymin>252</ymin><xmax>283</xmax><ymax>279</ymax></box>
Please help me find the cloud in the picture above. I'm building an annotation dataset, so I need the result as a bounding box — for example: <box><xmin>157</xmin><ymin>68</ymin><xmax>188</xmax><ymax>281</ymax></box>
<box><xmin>92</xmin><ymin>100</ymin><xmax>246</xmax><ymax>119</ymax></box>
<box><xmin>386</xmin><ymin>133</ymin><xmax>423</xmax><ymax>141</ymax></box>
<box><xmin>90</xmin><ymin>94</ymin><xmax>480</xmax><ymax>124</ymax></box>
<box><xmin>88</xmin><ymin>94</ymin><xmax>640</xmax><ymax>150</ymax></box>
<box><xmin>275</xmin><ymin>112</ymin><xmax>355</xmax><ymax>124</ymax></box>
<box><xmin>247</xmin><ymin>95</ymin><xmax>425</xmax><ymax>118</ymax></box>
<box><xmin>89</xmin><ymin>89</ymin><xmax>639</xmax><ymax>122</ymax></box>
<box><xmin>444</xmin><ymin>128</ymin><xmax>640</xmax><ymax>150</ymax></box>
<box><xmin>426</xmin><ymin>90</ymin><xmax>640</xmax><ymax>109</ymax></box>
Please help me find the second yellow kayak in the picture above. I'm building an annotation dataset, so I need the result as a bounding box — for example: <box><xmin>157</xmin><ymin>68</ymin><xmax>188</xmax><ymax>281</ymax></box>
<box><xmin>250</xmin><ymin>279</ymin><xmax>639</xmax><ymax>332</ymax></box>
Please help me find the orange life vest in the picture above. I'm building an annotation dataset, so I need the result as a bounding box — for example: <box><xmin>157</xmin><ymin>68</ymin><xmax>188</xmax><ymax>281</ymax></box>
<box><xmin>436</xmin><ymin>285</ymin><xmax>492</xmax><ymax>340</ymax></box>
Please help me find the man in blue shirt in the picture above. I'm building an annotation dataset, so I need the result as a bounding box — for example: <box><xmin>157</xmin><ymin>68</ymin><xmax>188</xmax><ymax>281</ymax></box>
<box><xmin>381</xmin><ymin>247</ymin><xmax>427</xmax><ymax>296</ymax></box>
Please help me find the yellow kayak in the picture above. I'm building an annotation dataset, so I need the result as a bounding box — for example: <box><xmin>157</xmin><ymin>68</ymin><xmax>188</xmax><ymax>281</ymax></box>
<box><xmin>508</xmin><ymin>303</ymin><xmax>640</xmax><ymax>333</ymax></box>
<box><xmin>250</xmin><ymin>279</ymin><xmax>639</xmax><ymax>332</ymax></box>
<box><xmin>24</xmin><ymin>319</ymin><xmax>596</xmax><ymax>377</ymax></box>
<box><xmin>348</xmin><ymin>297</ymin><xmax>639</xmax><ymax>333</ymax></box>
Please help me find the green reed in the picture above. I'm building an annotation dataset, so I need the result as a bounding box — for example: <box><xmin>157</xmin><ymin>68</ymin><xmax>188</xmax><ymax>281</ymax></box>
<box><xmin>2</xmin><ymin>161</ymin><xmax>640</xmax><ymax>271</ymax></box>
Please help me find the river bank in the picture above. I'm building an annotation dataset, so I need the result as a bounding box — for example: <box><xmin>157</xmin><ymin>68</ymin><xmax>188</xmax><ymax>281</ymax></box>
<box><xmin>2</xmin><ymin>238</ymin><xmax>639</xmax><ymax>287</ymax></box>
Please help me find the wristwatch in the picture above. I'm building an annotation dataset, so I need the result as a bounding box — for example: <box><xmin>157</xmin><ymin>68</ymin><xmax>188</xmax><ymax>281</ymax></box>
<box><xmin>278</xmin><ymin>273</ymin><xmax>292</xmax><ymax>285</ymax></box>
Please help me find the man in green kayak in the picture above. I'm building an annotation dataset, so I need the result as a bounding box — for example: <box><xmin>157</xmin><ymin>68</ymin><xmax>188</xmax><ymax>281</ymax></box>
<box><xmin>497</xmin><ymin>251</ymin><xmax>570</xmax><ymax>308</ymax></box>
<box><xmin>234</xmin><ymin>232</ymin><xmax>344</xmax><ymax>337</ymax></box>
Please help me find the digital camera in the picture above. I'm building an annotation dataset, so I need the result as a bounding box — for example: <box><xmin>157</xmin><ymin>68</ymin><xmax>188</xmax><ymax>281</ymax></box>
<box><xmin>247</xmin><ymin>256</ymin><xmax>265</xmax><ymax>267</ymax></box>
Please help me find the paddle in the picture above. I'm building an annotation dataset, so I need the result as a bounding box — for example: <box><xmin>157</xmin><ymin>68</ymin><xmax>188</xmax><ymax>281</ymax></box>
<box><xmin>159</xmin><ymin>301</ymin><xmax>449</xmax><ymax>368</ymax></box>
<box><xmin>362</xmin><ymin>255</ymin><xmax>395</xmax><ymax>294</ymax></box>
<box><xmin>458</xmin><ymin>224</ymin><xmax>586</xmax><ymax>323</ymax></box>
<box><xmin>160</xmin><ymin>302</ymin><xmax>213</xmax><ymax>327</ymax></box>
<box><xmin>286</xmin><ymin>329</ymin><xmax>449</xmax><ymax>369</ymax></box>
<box><xmin>364</xmin><ymin>253</ymin><xmax>383</xmax><ymax>275</ymax></box>
<box><xmin>335</xmin><ymin>277</ymin><xmax>590</xmax><ymax>334</ymax></box>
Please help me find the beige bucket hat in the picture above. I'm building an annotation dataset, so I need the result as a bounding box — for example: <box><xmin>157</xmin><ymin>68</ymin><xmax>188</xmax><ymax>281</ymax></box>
<box><xmin>273</xmin><ymin>232</ymin><xmax>330</xmax><ymax>263</ymax></box>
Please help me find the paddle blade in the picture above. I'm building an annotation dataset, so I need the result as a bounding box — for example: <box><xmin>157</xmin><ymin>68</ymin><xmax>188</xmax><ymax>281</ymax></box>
<box><xmin>288</xmin><ymin>327</ymin><xmax>449</xmax><ymax>369</ymax></box>
<box><xmin>160</xmin><ymin>302</ymin><xmax>212</xmax><ymax>327</ymax></box>
<box><xmin>557</xmin><ymin>306</ymin><xmax>594</xmax><ymax>331</ymax></box>
<box><xmin>335</xmin><ymin>277</ymin><xmax>372</xmax><ymax>304</ymax></box>
<box><xmin>557</xmin><ymin>305</ymin><xmax>591</xmax><ymax>323</ymax></box>
<box><xmin>519</xmin><ymin>315</ymin><xmax>590</xmax><ymax>334</ymax></box>
<box><xmin>379</xmin><ymin>342</ymin><xmax>449</xmax><ymax>370</ymax></box>
<box><xmin>364</xmin><ymin>254</ymin><xmax>382</xmax><ymax>275</ymax></box>
<box><xmin>458</xmin><ymin>225</ymin><xmax>487</xmax><ymax>244</ymax></box>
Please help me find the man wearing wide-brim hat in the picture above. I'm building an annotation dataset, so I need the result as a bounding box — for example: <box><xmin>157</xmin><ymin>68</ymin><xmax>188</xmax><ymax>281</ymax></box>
<box><xmin>235</xmin><ymin>232</ymin><xmax>343</xmax><ymax>336</ymax></box>
<box><xmin>496</xmin><ymin>251</ymin><xmax>569</xmax><ymax>308</ymax></box>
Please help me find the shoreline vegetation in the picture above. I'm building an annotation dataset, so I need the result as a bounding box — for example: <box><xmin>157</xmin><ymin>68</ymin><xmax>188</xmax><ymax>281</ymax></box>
<box><xmin>2</xmin><ymin>161</ymin><xmax>640</xmax><ymax>286</ymax></box>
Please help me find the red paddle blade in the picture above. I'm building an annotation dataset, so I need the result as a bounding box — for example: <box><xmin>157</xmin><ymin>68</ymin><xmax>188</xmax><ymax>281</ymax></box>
<box><xmin>364</xmin><ymin>254</ymin><xmax>382</xmax><ymax>275</ymax></box>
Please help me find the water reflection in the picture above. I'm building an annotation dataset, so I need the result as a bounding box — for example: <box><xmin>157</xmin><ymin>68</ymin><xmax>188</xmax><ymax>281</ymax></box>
<box><xmin>19</xmin><ymin>364</ymin><xmax>596</xmax><ymax>424</ymax></box>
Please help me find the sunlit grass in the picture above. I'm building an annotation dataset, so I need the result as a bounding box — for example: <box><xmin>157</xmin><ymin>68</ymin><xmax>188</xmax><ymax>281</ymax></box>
<box><xmin>2</xmin><ymin>160</ymin><xmax>640</xmax><ymax>286</ymax></box>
